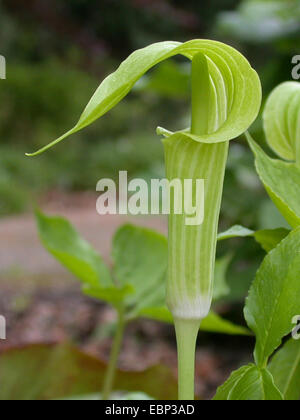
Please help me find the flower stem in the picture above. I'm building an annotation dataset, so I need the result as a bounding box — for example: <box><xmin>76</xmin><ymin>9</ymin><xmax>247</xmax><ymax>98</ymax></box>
<box><xmin>172</xmin><ymin>53</ymin><xmax>210</xmax><ymax>401</ymax></box>
<box><xmin>175</xmin><ymin>318</ymin><xmax>201</xmax><ymax>400</ymax></box>
<box><xmin>102</xmin><ymin>306</ymin><xmax>126</xmax><ymax>400</ymax></box>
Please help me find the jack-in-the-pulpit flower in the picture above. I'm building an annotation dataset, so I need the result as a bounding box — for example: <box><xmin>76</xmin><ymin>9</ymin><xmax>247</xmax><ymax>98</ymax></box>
<box><xmin>27</xmin><ymin>40</ymin><xmax>262</xmax><ymax>400</ymax></box>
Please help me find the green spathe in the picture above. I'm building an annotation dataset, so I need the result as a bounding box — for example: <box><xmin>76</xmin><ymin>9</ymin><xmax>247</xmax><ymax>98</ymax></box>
<box><xmin>164</xmin><ymin>134</ymin><xmax>228</xmax><ymax>319</ymax></box>
<box><xmin>27</xmin><ymin>39</ymin><xmax>261</xmax><ymax>156</ymax></box>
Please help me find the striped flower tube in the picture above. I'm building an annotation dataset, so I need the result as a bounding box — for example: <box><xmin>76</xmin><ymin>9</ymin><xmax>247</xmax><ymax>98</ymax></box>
<box><xmin>27</xmin><ymin>40</ymin><xmax>262</xmax><ymax>400</ymax></box>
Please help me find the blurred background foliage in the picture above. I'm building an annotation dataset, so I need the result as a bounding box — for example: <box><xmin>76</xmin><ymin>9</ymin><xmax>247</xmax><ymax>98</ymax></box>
<box><xmin>0</xmin><ymin>2</ymin><xmax>299</xmax><ymax>398</ymax></box>
<box><xmin>0</xmin><ymin>0</ymin><xmax>298</xmax><ymax>232</ymax></box>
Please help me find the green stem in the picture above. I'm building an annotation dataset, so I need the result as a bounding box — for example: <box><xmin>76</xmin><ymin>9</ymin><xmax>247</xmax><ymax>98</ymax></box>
<box><xmin>165</xmin><ymin>53</ymin><xmax>228</xmax><ymax>400</ymax></box>
<box><xmin>102</xmin><ymin>307</ymin><xmax>126</xmax><ymax>400</ymax></box>
<box><xmin>175</xmin><ymin>318</ymin><xmax>201</xmax><ymax>400</ymax></box>
<box><xmin>172</xmin><ymin>52</ymin><xmax>210</xmax><ymax>401</ymax></box>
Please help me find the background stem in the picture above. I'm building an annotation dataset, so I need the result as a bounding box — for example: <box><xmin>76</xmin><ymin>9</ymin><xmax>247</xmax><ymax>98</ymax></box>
<box><xmin>175</xmin><ymin>318</ymin><xmax>201</xmax><ymax>400</ymax></box>
<box><xmin>102</xmin><ymin>306</ymin><xmax>126</xmax><ymax>400</ymax></box>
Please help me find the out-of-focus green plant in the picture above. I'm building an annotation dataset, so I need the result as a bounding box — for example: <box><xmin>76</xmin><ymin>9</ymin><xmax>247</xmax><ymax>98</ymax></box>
<box><xmin>37</xmin><ymin>210</ymin><xmax>300</xmax><ymax>401</ymax></box>
<box><xmin>0</xmin><ymin>342</ymin><xmax>176</xmax><ymax>400</ymax></box>
<box><xmin>29</xmin><ymin>40</ymin><xmax>261</xmax><ymax>400</ymax></box>
<box><xmin>214</xmin><ymin>81</ymin><xmax>300</xmax><ymax>400</ymax></box>
<box><xmin>36</xmin><ymin>211</ymin><xmax>250</xmax><ymax>399</ymax></box>
<box><xmin>247</xmin><ymin>81</ymin><xmax>300</xmax><ymax>228</ymax></box>
<box><xmin>214</xmin><ymin>224</ymin><xmax>300</xmax><ymax>400</ymax></box>
<box><xmin>216</xmin><ymin>0</ymin><xmax>300</xmax><ymax>43</ymax></box>
<box><xmin>263</xmin><ymin>81</ymin><xmax>300</xmax><ymax>163</ymax></box>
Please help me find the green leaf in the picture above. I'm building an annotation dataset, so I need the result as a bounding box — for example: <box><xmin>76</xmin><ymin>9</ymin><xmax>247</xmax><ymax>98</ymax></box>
<box><xmin>213</xmin><ymin>254</ymin><xmax>232</xmax><ymax>301</ymax></box>
<box><xmin>214</xmin><ymin>364</ymin><xmax>283</xmax><ymax>400</ymax></box>
<box><xmin>27</xmin><ymin>39</ymin><xmax>261</xmax><ymax>156</ymax></box>
<box><xmin>244</xmin><ymin>227</ymin><xmax>300</xmax><ymax>367</ymax></box>
<box><xmin>218</xmin><ymin>225</ymin><xmax>289</xmax><ymax>252</ymax></box>
<box><xmin>259</xmin><ymin>199</ymin><xmax>291</xmax><ymax>230</ymax></box>
<box><xmin>0</xmin><ymin>343</ymin><xmax>177</xmax><ymax>400</ymax></box>
<box><xmin>112</xmin><ymin>224</ymin><xmax>168</xmax><ymax>314</ymax></box>
<box><xmin>263</xmin><ymin>82</ymin><xmax>300</xmax><ymax>163</ymax></box>
<box><xmin>269</xmin><ymin>339</ymin><xmax>300</xmax><ymax>401</ymax></box>
<box><xmin>247</xmin><ymin>133</ymin><xmax>300</xmax><ymax>228</ymax></box>
<box><xmin>35</xmin><ymin>214</ymin><xmax>249</xmax><ymax>336</ymax></box>
<box><xmin>201</xmin><ymin>312</ymin><xmax>250</xmax><ymax>336</ymax></box>
<box><xmin>36</xmin><ymin>211</ymin><xmax>130</xmax><ymax>307</ymax></box>
<box><xmin>82</xmin><ymin>284</ymin><xmax>132</xmax><ymax>308</ymax></box>
<box><xmin>139</xmin><ymin>307</ymin><xmax>250</xmax><ymax>336</ymax></box>
<box><xmin>36</xmin><ymin>210</ymin><xmax>111</xmax><ymax>288</ymax></box>
<box><xmin>218</xmin><ymin>225</ymin><xmax>254</xmax><ymax>241</ymax></box>
<box><xmin>254</xmin><ymin>228</ymin><xmax>290</xmax><ymax>252</ymax></box>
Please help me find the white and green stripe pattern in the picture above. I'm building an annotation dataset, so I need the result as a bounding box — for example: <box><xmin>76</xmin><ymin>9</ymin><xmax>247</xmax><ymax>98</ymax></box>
<box><xmin>164</xmin><ymin>134</ymin><xmax>228</xmax><ymax>320</ymax></box>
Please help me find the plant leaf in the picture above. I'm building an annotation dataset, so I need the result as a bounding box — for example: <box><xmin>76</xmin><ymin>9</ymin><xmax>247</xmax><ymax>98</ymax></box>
<box><xmin>214</xmin><ymin>364</ymin><xmax>283</xmax><ymax>400</ymax></box>
<box><xmin>36</xmin><ymin>211</ymin><xmax>130</xmax><ymax>307</ymax></box>
<box><xmin>218</xmin><ymin>225</ymin><xmax>254</xmax><ymax>241</ymax></box>
<box><xmin>36</xmin><ymin>210</ymin><xmax>111</xmax><ymax>288</ymax></box>
<box><xmin>27</xmin><ymin>39</ymin><xmax>261</xmax><ymax>156</ymax></box>
<box><xmin>201</xmin><ymin>312</ymin><xmax>250</xmax><ymax>336</ymax></box>
<box><xmin>139</xmin><ymin>306</ymin><xmax>250</xmax><ymax>336</ymax></box>
<box><xmin>82</xmin><ymin>284</ymin><xmax>133</xmax><ymax>308</ymax></box>
<box><xmin>213</xmin><ymin>254</ymin><xmax>232</xmax><ymax>301</ymax></box>
<box><xmin>263</xmin><ymin>81</ymin><xmax>300</xmax><ymax>162</ymax></box>
<box><xmin>112</xmin><ymin>224</ymin><xmax>168</xmax><ymax>313</ymax></box>
<box><xmin>269</xmin><ymin>339</ymin><xmax>300</xmax><ymax>401</ymax></box>
<box><xmin>244</xmin><ymin>227</ymin><xmax>300</xmax><ymax>367</ymax></box>
<box><xmin>254</xmin><ymin>228</ymin><xmax>290</xmax><ymax>253</ymax></box>
<box><xmin>247</xmin><ymin>133</ymin><xmax>300</xmax><ymax>228</ymax></box>
<box><xmin>218</xmin><ymin>225</ymin><xmax>289</xmax><ymax>252</ymax></box>
<box><xmin>0</xmin><ymin>343</ymin><xmax>177</xmax><ymax>400</ymax></box>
